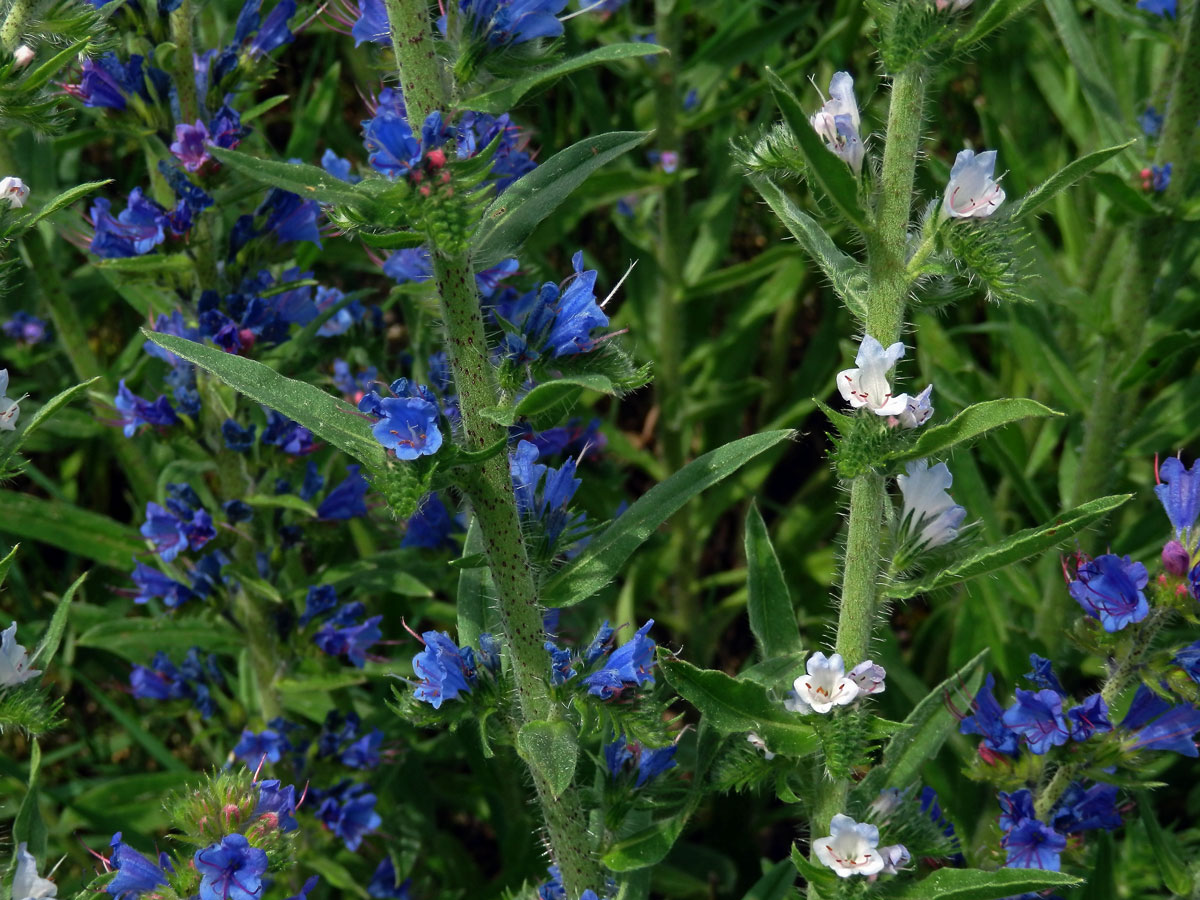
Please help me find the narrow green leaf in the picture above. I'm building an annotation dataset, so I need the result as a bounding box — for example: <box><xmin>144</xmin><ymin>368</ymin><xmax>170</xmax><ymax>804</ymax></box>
<box><xmin>1117</xmin><ymin>330</ymin><xmax>1200</xmax><ymax>388</ymax></box>
<box><xmin>483</xmin><ymin>375</ymin><xmax>616</xmax><ymax>426</ymax></box>
<box><xmin>516</xmin><ymin>719</ymin><xmax>578</xmax><ymax>799</ymax></box>
<box><xmin>22</xmin><ymin>181</ymin><xmax>111</xmax><ymax>229</ymax></box>
<box><xmin>209</xmin><ymin>146</ymin><xmax>366</xmax><ymax>208</ymax></box>
<box><xmin>468</xmin><ymin>44</ymin><xmax>667</xmax><ymax>113</ymax></box>
<box><xmin>741</xmin><ymin>859</ymin><xmax>796</xmax><ymax>900</ymax></box>
<box><xmin>745</xmin><ymin>503</ymin><xmax>801</xmax><ymax>659</ymax></box>
<box><xmin>889</xmin><ymin>868</ymin><xmax>1080</xmax><ymax>900</ymax></box>
<box><xmin>1014</xmin><ymin>140</ymin><xmax>1136</xmax><ymax>220</ymax></box>
<box><xmin>1044</xmin><ymin>0</ymin><xmax>1128</xmax><ymax>147</ymax></box>
<box><xmin>856</xmin><ymin>649</ymin><xmax>987</xmax><ymax>795</ymax></box>
<box><xmin>245</xmin><ymin>494</ymin><xmax>319</xmax><ymax>517</ymax></box>
<box><xmin>77</xmin><ymin>616</ymin><xmax>241</xmax><ymax>662</ymax></box>
<box><xmin>0</xmin><ymin>544</ymin><xmax>17</xmax><ymax>592</ymax></box>
<box><xmin>12</xmin><ymin>739</ymin><xmax>45</xmax><ymax>858</ymax></box>
<box><xmin>1</xmin><ymin>376</ymin><xmax>102</xmax><ymax>473</ymax></box>
<box><xmin>660</xmin><ymin>658</ymin><xmax>820</xmax><ymax>757</ymax></box>
<box><xmin>357</xmin><ymin>230</ymin><xmax>427</xmax><ymax>250</ymax></box>
<box><xmin>887</xmin><ymin>398</ymin><xmax>1060</xmax><ymax>464</ymax></box>
<box><xmin>750</xmin><ymin>175</ymin><xmax>868</xmax><ymax>319</ymax></box>
<box><xmin>1092</xmin><ymin>172</ymin><xmax>1162</xmax><ymax>216</ymax></box>
<box><xmin>1136</xmin><ymin>790</ymin><xmax>1192</xmax><ymax>895</ymax></box>
<box><xmin>473</xmin><ymin>131</ymin><xmax>649</xmax><ymax>269</ymax></box>
<box><xmin>30</xmin><ymin>572</ymin><xmax>84</xmax><ymax>668</ymax></box>
<box><xmin>0</xmin><ymin>490</ymin><xmax>143</xmax><ymax>571</ymax></box>
<box><xmin>956</xmin><ymin>0</ymin><xmax>1039</xmax><ymax>50</ymax></box>
<box><xmin>738</xmin><ymin>652</ymin><xmax>809</xmax><ymax>689</ymax></box>
<box><xmin>790</xmin><ymin>845</ymin><xmax>838</xmax><ymax>893</ymax></box>
<box><xmin>144</xmin><ymin>331</ymin><xmax>388</xmax><ymax>472</ymax></box>
<box><xmin>456</xmin><ymin>520</ymin><xmax>491</xmax><ymax>652</ymax></box>
<box><xmin>72</xmin><ymin>668</ymin><xmax>187</xmax><ymax>772</ymax></box>
<box><xmin>764</xmin><ymin>68</ymin><xmax>868</xmax><ymax>229</ymax></box>
<box><xmin>94</xmin><ymin>253</ymin><xmax>195</xmax><ymax>275</ymax></box>
<box><xmin>885</xmin><ymin>494</ymin><xmax>1131</xmax><ymax>600</ymax></box>
<box><xmin>541</xmin><ymin>430</ymin><xmax>794</xmax><ymax>607</ymax></box>
<box><xmin>1079</xmin><ymin>831</ymin><xmax>1115</xmax><ymax>900</ymax></box>
<box><xmin>603</xmin><ymin>817</ymin><xmax>686</xmax><ymax>872</ymax></box>
<box><xmin>304</xmin><ymin>857</ymin><xmax>370</xmax><ymax>899</ymax></box>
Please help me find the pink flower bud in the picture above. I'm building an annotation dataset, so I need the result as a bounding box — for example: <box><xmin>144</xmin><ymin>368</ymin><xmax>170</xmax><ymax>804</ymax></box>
<box><xmin>1163</xmin><ymin>539</ymin><xmax>1191</xmax><ymax>576</ymax></box>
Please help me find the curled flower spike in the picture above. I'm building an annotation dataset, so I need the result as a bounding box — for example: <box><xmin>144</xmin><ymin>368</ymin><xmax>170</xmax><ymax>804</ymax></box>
<box><xmin>814</xmin><ymin>814</ymin><xmax>886</xmax><ymax>877</ymax></box>
<box><xmin>810</xmin><ymin>72</ymin><xmax>864</xmax><ymax>175</ymax></box>
<box><xmin>943</xmin><ymin>149</ymin><xmax>1006</xmax><ymax>219</ymax></box>
<box><xmin>792</xmin><ymin>651</ymin><xmax>858</xmax><ymax>713</ymax></box>
<box><xmin>837</xmin><ymin>335</ymin><xmax>909</xmax><ymax>416</ymax></box>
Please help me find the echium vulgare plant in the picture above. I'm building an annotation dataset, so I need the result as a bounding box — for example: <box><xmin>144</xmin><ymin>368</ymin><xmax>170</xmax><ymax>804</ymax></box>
<box><xmin>2</xmin><ymin>0</ymin><xmax>1200</xmax><ymax>898</ymax></box>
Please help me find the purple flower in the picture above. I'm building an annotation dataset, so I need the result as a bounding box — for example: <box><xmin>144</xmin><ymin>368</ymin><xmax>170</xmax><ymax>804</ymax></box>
<box><xmin>1175</xmin><ymin>640</ymin><xmax>1200</xmax><ymax>686</ymax></box>
<box><xmin>997</xmin><ymin>789</ymin><xmax>1035</xmax><ymax>833</ymax></box>
<box><xmin>353</xmin><ymin>0</ymin><xmax>389</xmax><ymax>45</ymax></box>
<box><xmin>1066</xmin><ymin>693</ymin><xmax>1113</xmax><ymax>742</ymax></box>
<box><xmin>583</xmin><ymin>620</ymin><xmax>656</xmax><ymax>699</ymax></box>
<box><xmin>254</xmin><ymin>779</ymin><xmax>299</xmax><ymax>831</ymax></box>
<box><xmin>1002</xmin><ymin>818</ymin><xmax>1066</xmax><ymax>870</ymax></box>
<box><xmin>959</xmin><ymin>673</ymin><xmax>1020</xmax><ymax>756</ymax></box>
<box><xmin>1163</xmin><ymin>539</ymin><xmax>1191</xmax><ymax>576</ymax></box>
<box><xmin>2</xmin><ymin>312</ymin><xmax>50</xmax><ymax>344</ymax></box>
<box><xmin>90</xmin><ymin>190</ymin><xmax>167</xmax><ymax>258</ymax></box>
<box><xmin>450</xmin><ymin>0</ymin><xmax>568</xmax><ymax>47</ymax></box>
<box><xmin>314</xmin><ymin>616</ymin><xmax>382</xmax><ymax>667</ymax></box>
<box><xmin>1002</xmin><ymin>688</ymin><xmax>1069</xmax><ymax>755</ymax></box>
<box><xmin>234</xmin><ymin>728</ymin><xmax>289</xmax><ymax>764</ymax></box>
<box><xmin>317</xmin><ymin>465</ymin><xmax>369</xmax><ymax>520</ymax></box>
<box><xmin>402</xmin><ymin>493</ymin><xmax>461</xmax><ymax>549</ymax></box>
<box><xmin>1068</xmin><ymin>554</ymin><xmax>1150</xmax><ymax>632</ymax></box>
<box><xmin>1122</xmin><ymin>685</ymin><xmax>1200</xmax><ymax>757</ymax></box>
<box><xmin>1024</xmin><ymin>654</ymin><xmax>1065</xmax><ymax>695</ymax></box>
<box><xmin>367</xmin><ymin>859</ymin><xmax>410</xmax><ymax>900</ymax></box>
<box><xmin>106</xmin><ymin>833</ymin><xmax>169</xmax><ymax>900</ymax></box>
<box><xmin>1156</xmin><ymin>456</ymin><xmax>1200</xmax><ymax>542</ymax></box>
<box><xmin>1051</xmin><ymin>782</ymin><xmax>1121</xmax><ymax>833</ymax></box>
<box><xmin>194</xmin><ymin>834</ymin><xmax>268</xmax><ymax>900</ymax></box>
<box><xmin>413</xmin><ymin>631</ymin><xmax>474</xmax><ymax>707</ymax></box>
<box><xmin>341</xmin><ymin>728</ymin><xmax>383</xmax><ymax>769</ymax></box>
<box><xmin>171</xmin><ymin>120</ymin><xmax>212</xmax><ymax>172</ymax></box>
<box><xmin>316</xmin><ymin>782</ymin><xmax>381</xmax><ymax>851</ymax></box>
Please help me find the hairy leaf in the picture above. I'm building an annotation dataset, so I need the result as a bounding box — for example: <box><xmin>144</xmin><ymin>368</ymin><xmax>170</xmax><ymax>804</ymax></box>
<box><xmin>1014</xmin><ymin>140</ymin><xmax>1136</xmax><ymax>219</ymax></box>
<box><xmin>890</xmin><ymin>868</ymin><xmax>1080</xmax><ymax>900</ymax></box>
<box><xmin>745</xmin><ymin>503</ymin><xmax>801</xmax><ymax>659</ymax></box>
<box><xmin>888</xmin><ymin>398</ymin><xmax>1060</xmax><ymax>464</ymax></box>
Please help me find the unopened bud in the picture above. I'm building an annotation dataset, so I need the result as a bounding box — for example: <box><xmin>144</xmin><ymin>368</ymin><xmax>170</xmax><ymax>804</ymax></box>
<box><xmin>426</xmin><ymin>148</ymin><xmax>446</xmax><ymax>169</ymax></box>
<box><xmin>1163</xmin><ymin>539</ymin><xmax>1190</xmax><ymax>576</ymax></box>
<box><xmin>13</xmin><ymin>45</ymin><xmax>34</xmax><ymax>68</ymax></box>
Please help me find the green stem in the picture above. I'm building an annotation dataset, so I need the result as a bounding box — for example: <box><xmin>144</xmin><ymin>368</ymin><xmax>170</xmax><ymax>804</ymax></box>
<box><xmin>904</xmin><ymin>216</ymin><xmax>941</xmax><ymax>278</ymax></box>
<box><xmin>382</xmin><ymin>2</ymin><xmax>601</xmax><ymax>893</ymax></box>
<box><xmin>1034</xmin><ymin>761</ymin><xmax>1081</xmax><ymax>821</ymax></box>
<box><xmin>0</xmin><ymin>0</ymin><xmax>30</xmax><ymax>52</ymax></box>
<box><xmin>810</xmin><ymin>69</ymin><xmax>926</xmax><ymax>897</ymax></box>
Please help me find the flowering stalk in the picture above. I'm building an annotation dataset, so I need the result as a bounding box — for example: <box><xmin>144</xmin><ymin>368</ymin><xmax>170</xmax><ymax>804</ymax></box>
<box><xmin>811</xmin><ymin>68</ymin><xmax>927</xmax><ymax>894</ymax></box>
<box><xmin>383</xmin><ymin>3</ymin><xmax>602</xmax><ymax>895</ymax></box>
<box><xmin>0</xmin><ymin>0</ymin><xmax>30</xmax><ymax>52</ymax></box>
<box><xmin>1071</xmin><ymin>3</ymin><xmax>1200</xmax><ymax>507</ymax></box>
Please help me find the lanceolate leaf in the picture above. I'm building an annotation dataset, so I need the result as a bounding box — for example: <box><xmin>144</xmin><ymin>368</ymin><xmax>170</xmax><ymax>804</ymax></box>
<box><xmin>209</xmin><ymin>147</ymin><xmax>366</xmax><ymax>208</ymax></box>
<box><xmin>955</xmin><ymin>0</ymin><xmax>1039</xmax><ymax>51</ymax></box>
<box><xmin>473</xmin><ymin>131</ymin><xmax>649</xmax><ymax>269</ymax></box>
<box><xmin>750</xmin><ymin>175</ymin><xmax>868</xmax><ymax>319</ymax></box>
<box><xmin>885</xmin><ymin>494</ymin><xmax>1132</xmax><ymax>600</ymax></box>
<box><xmin>887</xmin><ymin>398</ymin><xmax>1060</xmax><ymax>464</ymax></box>
<box><xmin>1013</xmin><ymin>140</ymin><xmax>1136</xmax><ymax>220</ymax></box>
<box><xmin>603</xmin><ymin>817</ymin><xmax>687</xmax><ymax>872</ymax></box>
<box><xmin>482</xmin><ymin>375</ymin><xmax>616</xmax><ymax>427</ymax></box>
<box><xmin>745</xmin><ymin>503</ymin><xmax>802</xmax><ymax>659</ymax></box>
<box><xmin>468</xmin><ymin>44</ymin><xmax>667</xmax><ymax>113</ymax></box>
<box><xmin>517</xmin><ymin>719</ymin><xmax>578</xmax><ymax>799</ymax></box>
<box><xmin>0</xmin><ymin>490</ymin><xmax>143</xmax><ymax>571</ymax></box>
<box><xmin>77</xmin><ymin>616</ymin><xmax>241</xmax><ymax>662</ymax></box>
<box><xmin>889</xmin><ymin>868</ymin><xmax>1080</xmax><ymax>900</ymax></box>
<box><xmin>661</xmin><ymin>658</ymin><xmax>820</xmax><ymax>758</ymax></box>
<box><xmin>145</xmin><ymin>331</ymin><xmax>387</xmax><ymax>472</ymax></box>
<box><xmin>0</xmin><ymin>544</ymin><xmax>16</xmax><ymax>592</ymax></box>
<box><xmin>0</xmin><ymin>376</ymin><xmax>101</xmax><ymax>472</ymax></box>
<box><xmin>541</xmin><ymin>430</ymin><xmax>795</xmax><ymax>607</ymax></box>
<box><xmin>764</xmin><ymin>68</ymin><xmax>868</xmax><ymax>229</ymax></box>
<box><xmin>21</xmin><ymin>180</ymin><xmax>110</xmax><ymax>230</ymax></box>
<box><xmin>456</xmin><ymin>520</ymin><xmax>491</xmax><ymax>652</ymax></box>
<box><xmin>1136</xmin><ymin>790</ymin><xmax>1193</xmax><ymax>895</ymax></box>
<box><xmin>31</xmin><ymin>572</ymin><xmax>85</xmax><ymax>668</ymax></box>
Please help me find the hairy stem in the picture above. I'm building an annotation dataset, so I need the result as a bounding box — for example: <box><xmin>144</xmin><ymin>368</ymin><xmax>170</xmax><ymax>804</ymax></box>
<box><xmin>0</xmin><ymin>0</ymin><xmax>30</xmax><ymax>52</ymax></box>
<box><xmin>383</xmin><ymin>2</ymin><xmax>602</xmax><ymax>893</ymax></box>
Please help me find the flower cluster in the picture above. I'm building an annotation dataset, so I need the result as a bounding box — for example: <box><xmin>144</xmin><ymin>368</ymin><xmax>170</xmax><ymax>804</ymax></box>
<box><xmin>787</xmin><ymin>651</ymin><xmax>886</xmax><ymax>714</ymax></box>
<box><xmin>604</xmin><ymin>733</ymin><xmax>678</xmax><ymax>787</ymax></box>
<box><xmin>130</xmin><ymin>648</ymin><xmax>223</xmax><ymax>718</ymax></box>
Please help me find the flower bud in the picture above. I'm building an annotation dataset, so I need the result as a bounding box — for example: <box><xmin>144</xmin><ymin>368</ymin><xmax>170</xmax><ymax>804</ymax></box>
<box><xmin>1163</xmin><ymin>539</ymin><xmax>1190</xmax><ymax>576</ymax></box>
<box><xmin>13</xmin><ymin>45</ymin><xmax>34</xmax><ymax>67</ymax></box>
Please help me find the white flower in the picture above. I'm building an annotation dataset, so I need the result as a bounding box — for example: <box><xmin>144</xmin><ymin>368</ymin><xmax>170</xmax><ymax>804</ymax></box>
<box><xmin>1</xmin><ymin>369</ymin><xmax>22</xmax><ymax>431</ymax></box>
<box><xmin>877</xmin><ymin>844</ymin><xmax>911</xmax><ymax>875</ymax></box>
<box><xmin>849</xmin><ymin>660</ymin><xmax>886</xmax><ymax>695</ymax></box>
<box><xmin>0</xmin><ymin>176</ymin><xmax>30</xmax><ymax>209</ymax></box>
<box><xmin>792</xmin><ymin>651</ymin><xmax>858</xmax><ymax>714</ymax></box>
<box><xmin>814</xmin><ymin>814</ymin><xmax>885</xmax><ymax>877</ymax></box>
<box><xmin>810</xmin><ymin>72</ymin><xmax>865</xmax><ymax>175</ymax></box>
<box><xmin>897</xmin><ymin>459</ymin><xmax>966</xmax><ymax>550</ymax></box>
<box><xmin>893</xmin><ymin>384</ymin><xmax>933</xmax><ymax>429</ymax></box>
<box><xmin>0</xmin><ymin>622</ymin><xmax>41</xmax><ymax>687</ymax></box>
<box><xmin>837</xmin><ymin>336</ymin><xmax>910</xmax><ymax>417</ymax></box>
<box><xmin>13</xmin><ymin>45</ymin><xmax>35</xmax><ymax>68</ymax></box>
<box><xmin>13</xmin><ymin>843</ymin><xmax>56</xmax><ymax>900</ymax></box>
<box><xmin>942</xmin><ymin>149</ymin><xmax>1005</xmax><ymax>219</ymax></box>
<box><xmin>746</xmin><ymin>732</ymin><xmax>775</xmax><ymax>760</ymax></box>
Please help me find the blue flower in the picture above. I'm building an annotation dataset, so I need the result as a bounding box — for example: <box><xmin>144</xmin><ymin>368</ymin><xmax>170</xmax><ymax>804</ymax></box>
<box><xmin>959</xmin><ymin>673</ymin><xmax>1020</xmax><ymax>756</ymax></box>
<box><xmin>90</xmin><ymin>190</ymin><xmax>167</xmax><ymax>258</ymax></box>
<box><xmin>402</xmin><ymin>493</ymin><xmax>461</xmax><ymax>549</ymax></box>
<box><xmin>72</xmin><ymin>55</ymin><xmax>130</xmax><ymax>109</ymax></box>
<box><xmin>353</xmin><ymin>0</ymin><xmax>390</xmax><ymax>45</ymax></box>
<box><xmin>1050</xmin><ymin>782</ymin><xmax>1121</xmax><ymax>833</ymax></box>
<box><xmin>317</xmin><ymin>465</ymin><xmax>369</xmax><ymax>520</ymax></box>
<box><xmin>494</xmin><ymin>253</ymin><xmax>610</xmax><ymax>362</ymax></box>
<box><xmin>536</xmin><ymin>867</ymin><xmax>566</xmax><ymax>900</ymax></box>
<box><xmin>314</xmin><ymin>616</ymin><xmax>383</xmax><ymax>667</ymax></box>
<box><xmin>261</xmin><ymin>188</ymin><xmax>323</xmax><ymax>246</ymax></box>
<box><xmin>222</xmin><ymin>419</ymin><xmax>257</xmax><ymax>451</ymax></box>
<box><xmin>1140</xmin><ymin>106</ymin><xmax>1164</xmax><ymax>137</ymax></box>
<box><xmin>477</xmin><ymin>633</ymin><xmax>500</xmax><ymax>673</ymax></box>
<box><xmin>1066</xmin><ymin>693</ymin><xmax>1112</xmax><ymax>742</ymax></box>
<box><xmin>413</xmin><ymin>631</ymin><xmax>474</xmax><ymax>707</ymax></box>
<box><xmin>1122</xmin><ymin>685</ymin><xmax>1200</xmax><ymax>757</ymax></box>
<box><xmin>1068</xmin><ymin>554</ymin><xmax>1150</xmax><ymax>632</ymax></box>
<box><xmin>194</xmin><ymin>834</ymin><xmax>268</xmax><ymax>900</ymax></box>
<box><xmin>1024</xmin><ymin>654</ymin><xmax>1065</xmax><ymax>695</ymax></box>
<box><xmin>223</xmin><ymin>499</ymin><xmax>254</xmax><ymax>523</ymax></box>
<box><xmin>1143</xmin><ymin>163</ymin><xmax>1172</xmax><ymax>192</ymax></box>
<box><xmin>248</xmin><ymin>0</ymin><xmax>296</xmax><ymax>55</ymax></box>
<box><xmin>1156</xmin><ymin>456</ymin><xmax>1200</xmax><ymax>542</ymax></box>
<box><xmin>321</xmin><ymin>149</ymin><xmax>359</xmax><ymax>183</ymax></box>
<box><xmin>605</xmin><ymin>734</ymin><xmax>677</xmax><ymax>787</ymax></box>
<box><xmin>509</xmin><ymin>441</ymin><xmax>586</xmax><ymax>550</ymax></box>
<box><xmin>287</xmin><ymin>876</ymin><xmax>320</xmax><ymax>900</ymax></box>
<box><xmin>920</xmin><ymin>787</ymin><xmax>962</xmax><ymax>859</ymax></box>
<box><xmin>1137</xmin><ymin>0</ymin><xmax>1175</xmax><ymax>16</ymax></box>
<box><xmin>451</xmin><ymin>0</ymin><xmax>568</xmax><ymax>47</ymax></box>
<box><xmin>997</xmin><ymin>789</ymin><xmax>1034</xmax><ymax>832</ymax></box>
<box><xmin>583</xmin><ymin>620</ymin><xmax>656</xmax><ymax>699</ymax></box>
<box><xmin>171</xmin><ymin>120</ymin><xmax>211</xmax><ymax>172</ymax></box>
<box><xmin>2</xmin><ymin>311</ymin><xmax>50</xmax><ymax>344</ymax></box>
<box><xmin>261</xmin><ymin>410</ymin><xmax>314</xmax><ymax>454</ymax></box>
<box><xmin>234</xmin><ymin>728</ymin><xmax>289</xmax><ymax>764</ymax></box>
<box><xmin>129</xmin><ymin>665</ymin><xmax>172</xmax><ymax>700</ymax></box>
<box><xmin>583</xmin><ymin>620</ymin><xmax>615</xmax><ymax>665</ymax></box>
<box><xmin>140</xmin><ymin>502</ymin><xmax>190</xmax><ymax>562</ymax></box>
<box><xmin>546</xmin><ymin>642</ymin><xmax>576</xmax><ymax>684</ymax></box>
<box><xmin>367</xmin><ymin>858</ymin><xmax>410</xmax><ymax>900</ymax></box>
<box><xmin>254</xmin><ymin>779</ymin><xmax>299</xmax><ymax>831</ymax></box>
<box><xmin>129</xmin><ymin>649</ymin><xmax>220</xmax><ymax>718</ymax></box>
<box><xmin>1175</xmin><ymin>640</ymin><xmax>1200</xmax><ymax>685</ymax></box>
<box><xmin>209</xmin><ymin>99</ymin><xmax>247</xmax><ymax>149</ymax></box>
<box><xmin>364</xmin><ymin>395</ymin><xmax>442</xmax><ymax>459</ymax></box>
<box><xmin>341</xmin><ymin>728</ymin><xmax>383</xmax><ymax>768</ymax></box>
<box><xmin>190</xmin><ymin>552</ymin><xmax>227</xmax><ymax>598</ymax></box>
<box><xmin>1002</xmin><ymin>688</ymin><xmax>1069</xmax><ymax>755</ymax></box>
<box><xmin>299</xmin><ymin>462</ymin><xmax>326</xmax><ymax>502</ymax></box>
<box><xmin>130</xmin><ymin>561</ymin><xmax>194</xmax><ymax>606</ymax></box>
<box><xmin>106</xmin><ymin>833</ymin><xmax>169</xmax><ymax>900</ymax></box>
<box><xmin>1002</xmin><ymin>818</ymin><xmax>1066</xmax><ymax>870</ymax></box>
<box><xmin>115</xmin><ymin>382</ymin><xmax>180</xmax><ymax>437</ymax></box>
<box><xmin>316</xmin><ymin>781</ymin><xmax>381</xmax><ymax>850</ymax></box>
<box><xmin>362</xmin><ymin>94</ymin><xmax>428</xmax><ymax>177</ymax></box>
